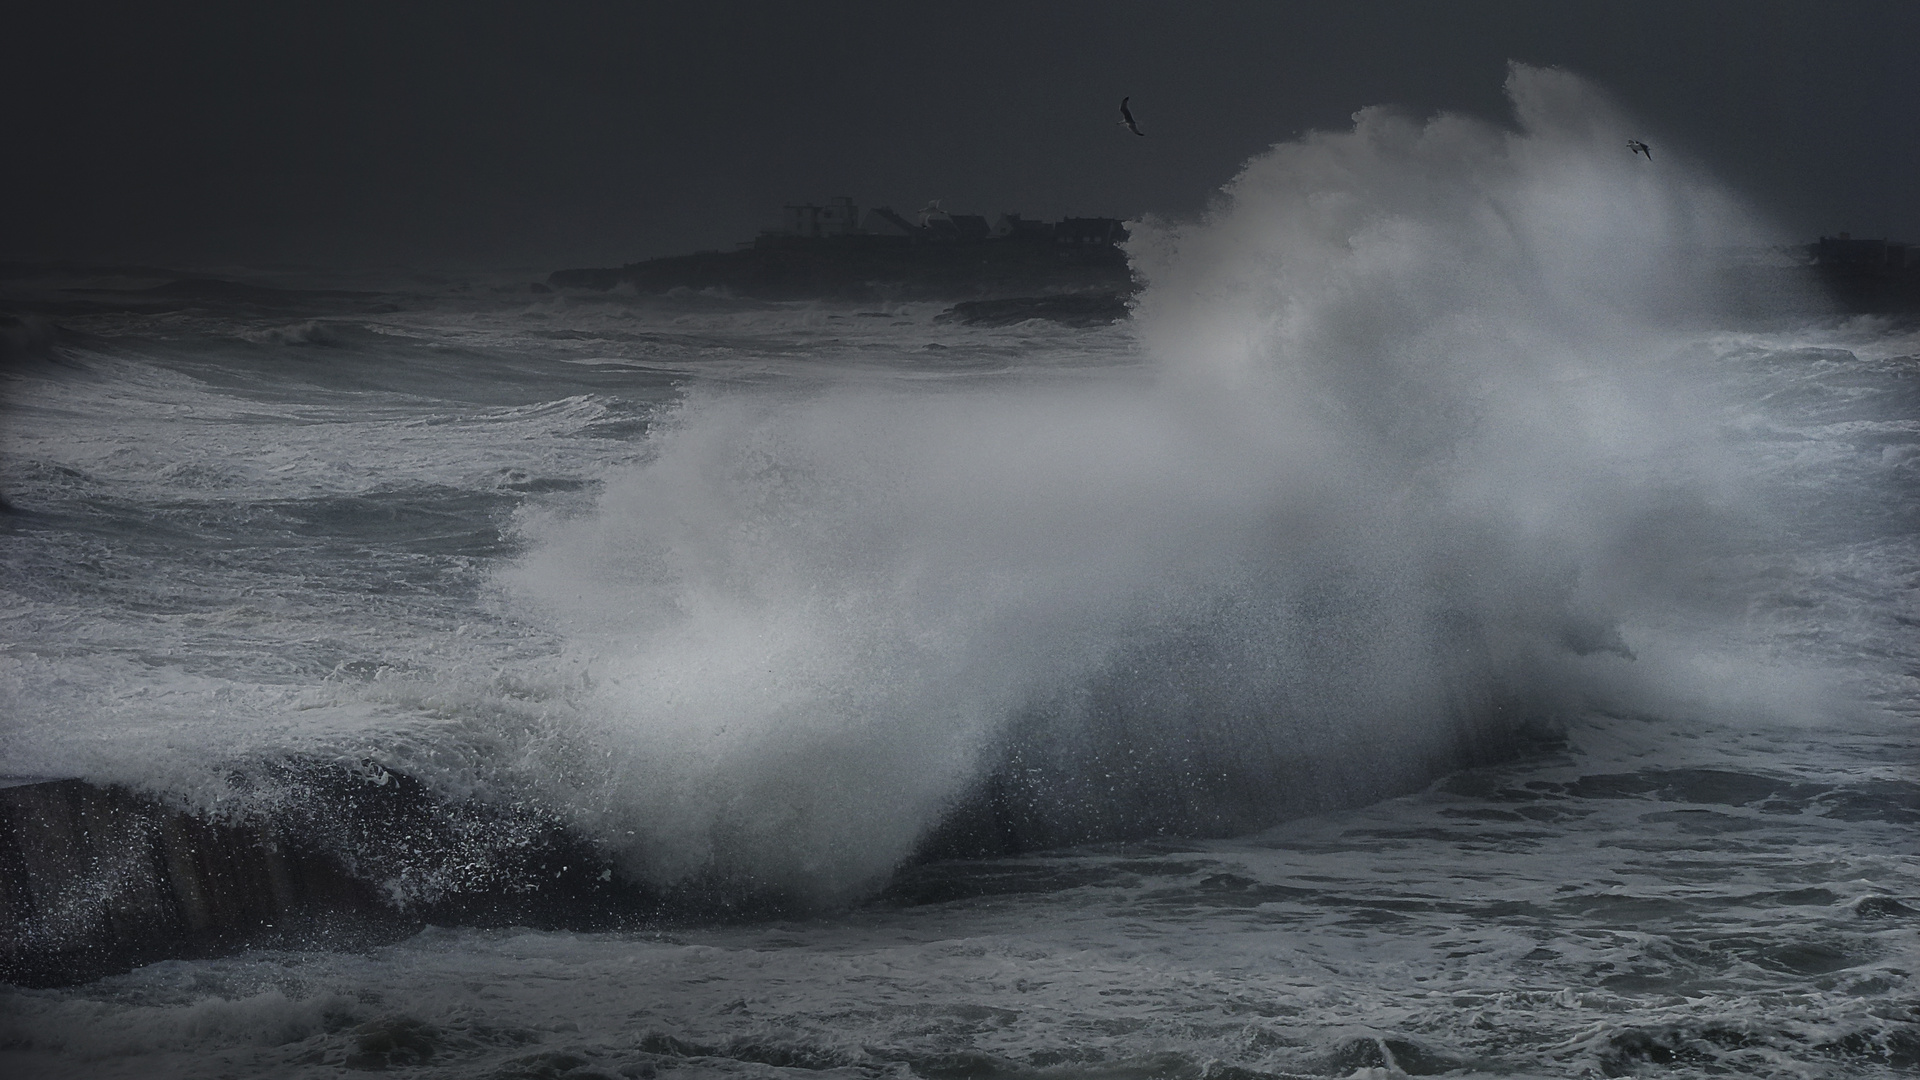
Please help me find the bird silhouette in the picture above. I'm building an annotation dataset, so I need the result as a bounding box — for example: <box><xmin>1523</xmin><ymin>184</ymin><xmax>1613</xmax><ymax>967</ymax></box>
<box><xmin>1627</xmin><ymin>139</ymin><xmax>1652</xmax><ymax>160</ymax></box>
<box><xmin>1119</xmin><ymin>97</ymin><xmax>1146</xmax><ymax>137</ymax></box>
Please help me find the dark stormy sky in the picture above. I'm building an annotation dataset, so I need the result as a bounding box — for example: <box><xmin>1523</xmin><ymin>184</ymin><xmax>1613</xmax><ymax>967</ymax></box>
<box><xmin>5</xmin><ymin>1</ymin><xmax>1915</xmax><ymax>272</ymax></box>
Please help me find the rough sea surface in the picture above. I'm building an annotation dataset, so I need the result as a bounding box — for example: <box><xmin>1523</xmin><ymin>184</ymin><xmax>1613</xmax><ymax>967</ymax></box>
<box><xmin>2</xmin><ymin>67</ymin><xmax>1916</xmax><ymax>1078</ymax></box>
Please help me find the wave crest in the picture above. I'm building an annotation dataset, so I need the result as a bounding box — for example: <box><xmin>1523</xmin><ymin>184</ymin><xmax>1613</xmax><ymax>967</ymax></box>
<box><xmin>495</xmin><ymin>65</ymin><xmax>1810</xmax><ymax>900</ymax></box>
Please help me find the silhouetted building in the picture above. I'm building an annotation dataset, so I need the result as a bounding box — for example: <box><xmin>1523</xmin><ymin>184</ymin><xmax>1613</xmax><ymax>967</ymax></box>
<box><xmin>782</xmin><ymin>196</ymin><xmax>860</xmax><ymax>238</ymax></box>
<box><xmin>1812</xmin><ymin>233</ymin><xmax>1917</xmax><ymax>269</ymax></box>
<box><xmin>950</xmin><ymin>214</ymin><xmax>991</xmax><ymax>241</ymax></box>
<box><xmin>1056</xmin><ymin>217</ymin><xmax>1128</xmax><ymax>246</ymax></box>
<box><xmin>767</xmin><ymin>197</ymin><xmax>1128</xmax><ymax>248</ymax></box>
<box><xmin>1803</xmin><ymin>233</ymin><xmax>1920</xmax><ymax>314</ymax></box>
<box><xmin>860</xmin><ymin>206</ymin><xmax>919</xmax><ymax>237</ymax></box>
<box><xmin>994</xmin><ymin>213</ymin><xmax>1054</xmax><ymax>240</ymax></box>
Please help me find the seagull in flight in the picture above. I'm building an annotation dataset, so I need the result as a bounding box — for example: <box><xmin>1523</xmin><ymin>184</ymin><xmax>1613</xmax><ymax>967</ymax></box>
<box><xmin>1119</xmin><ymin>97</ymin><xmax>1146</xmax><ymax>136</ymax></box>
<box><xmin>1627</xmin><ymin>139</ymin><xmax>1652</xmax><ymax>160</ymax></box>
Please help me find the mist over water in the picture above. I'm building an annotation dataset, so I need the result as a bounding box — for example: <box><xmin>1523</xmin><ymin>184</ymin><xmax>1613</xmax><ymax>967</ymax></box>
<box><xmin>490</xmin><ymin>65</ymin><xmax>1820</xmax><ymax>898</ymax></box>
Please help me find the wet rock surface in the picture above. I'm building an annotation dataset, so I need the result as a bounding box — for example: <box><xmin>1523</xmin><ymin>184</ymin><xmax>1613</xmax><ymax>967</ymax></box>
<box><xmin>0</xmin><ymin>775</ymin><xmax>387</xmax><ymax>986</ymax></box>
<box><xmin>0</xmin><ymin>765</ymin><xmax>641</xmax><ymax>987</ymax></box>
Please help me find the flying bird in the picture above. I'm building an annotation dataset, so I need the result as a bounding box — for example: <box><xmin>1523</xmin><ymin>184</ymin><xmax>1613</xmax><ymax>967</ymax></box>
<box><xmin>1119</xmin><ymin>97</ymin><xmax>1146</xmax><ymax>136</ymax></box>
<box><xmin>1627</xmin><ymin>139</ymin><xmax>1652</xmax><ymax>160</ymax></box>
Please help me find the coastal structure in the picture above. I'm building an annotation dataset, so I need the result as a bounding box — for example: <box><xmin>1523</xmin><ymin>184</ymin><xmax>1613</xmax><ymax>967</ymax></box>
<box><xmin>768</xmin><ymin>197</ymin><xmax>1126</xmax><ymax>248</ymax></box>
<box><xmin>781</xmin><ymin>196</ymin><xmax>861</xmax><ymax>238</ymax></box>
<box><xmin>1807</xmin><ymin>233</ymin><xmax>1920</xmax><ymax>312</ymax></box>
<box><xmin>1056</xmin><ymin>217</ymin><xmax>1130</xmax><ymax>246</ymax></box>
<box><xmin>550</xmin><ymin>196</ymin><xmax>1136</xmax><ymax>301</ymax></box>
<box><xmin>1811</xmin><ymin>232</ymin><xmax>1918</xmax><ymax>270</ymax></box>
<box><xmin>993</xmin><ymin>213</ymin><xmax>1054</xmax><ymax>240</ymax></box>
<box><xmin>859</xmin><ymin>206</ymin><xmax>919</xmax><ymax>237</ymax></box>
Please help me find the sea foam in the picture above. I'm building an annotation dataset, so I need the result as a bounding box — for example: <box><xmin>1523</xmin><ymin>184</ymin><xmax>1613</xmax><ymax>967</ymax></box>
<box><xmin>496</xmin><ymin>65</ymin><xmax>1817</xmax><ymax>899</ymax></box>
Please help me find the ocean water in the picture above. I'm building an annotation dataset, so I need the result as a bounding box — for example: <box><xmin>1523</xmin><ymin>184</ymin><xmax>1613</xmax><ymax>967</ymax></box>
<box><xmin>1</xmin><ymin>66</ymin><xmax>1916</xmax><ymax>1078</ymax></box>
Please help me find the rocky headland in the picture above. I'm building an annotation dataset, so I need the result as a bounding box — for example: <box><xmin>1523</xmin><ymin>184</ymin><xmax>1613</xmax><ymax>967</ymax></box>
<box><xmin>548</xmin><ymin>233</ymin><xmax>1134</xmax><ymax>304</ymax></box>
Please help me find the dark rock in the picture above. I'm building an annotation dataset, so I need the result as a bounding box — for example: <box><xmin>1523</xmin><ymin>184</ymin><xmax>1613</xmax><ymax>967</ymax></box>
<box><xmin>237</xmin><ymin>758</ymin><xmax>630</xmax><ymax>929</ymax></box>
<box><xmin>0</xmin><ymin>759</ymin><xmax>811</xmax><ymax>987</ymax></box>
<box><xmin>0</xmin><ymin>775</ymin><xmax>387</xmax><ymax>986</ymax></box>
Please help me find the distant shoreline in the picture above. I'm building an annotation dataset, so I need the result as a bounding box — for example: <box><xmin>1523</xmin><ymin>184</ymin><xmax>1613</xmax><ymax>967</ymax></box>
<box><xmin>1</xmin><ymin>236</ymin><xmax>1911</xmax><ymax>317</ymax></box>
<box><xmin>549</xmin><ymin>233</ymin><xmax>1920</xmax><ymax>314</ymax></box>
<box><xmin>548</xmin><ymin>233</ymin><xmax>1136</xmax><ymax>303</ymax></box>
